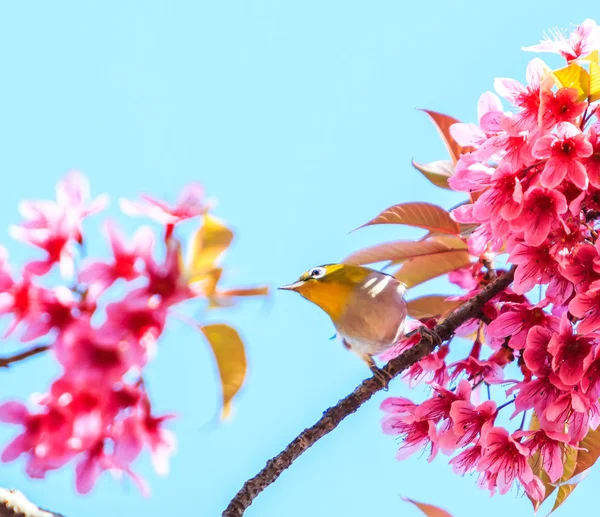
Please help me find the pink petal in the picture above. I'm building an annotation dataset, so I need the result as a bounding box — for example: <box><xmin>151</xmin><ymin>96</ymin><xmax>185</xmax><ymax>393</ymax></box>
<box><xmin>0</xmin><ymin>402</ymin><xmax>28</xmax><ymax>424</ymax></box>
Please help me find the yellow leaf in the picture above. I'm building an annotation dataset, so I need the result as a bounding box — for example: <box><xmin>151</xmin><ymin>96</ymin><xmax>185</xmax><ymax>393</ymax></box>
<box><xmin>402</xmin><ymin>497</ymin><xmax>453</xmax><ymax>517</ymax></box>
<box><xmin>343</xmin><ymin>239</ymin><xmax>461</xmax><ymax>266</ymax></box>
<box><xmin>411</xmin><ymin>159</ymin><xmax>454</xmax><ymax>189</ymax></box>
<box><xmin>526</xmin><ymin>413</ymin><xmax>600</xmax><ymax>514</ymax></box>
<box><xmin>200</xmin><ymin>323</ymin><xmax>247</xmax><ymax>419</ymax></box>
<box><xmin>193</xmin><ymin>267</ymin><xmax>223</xmax><ymax>297</ymax></box>
<box><xmin>590</xmin><ymin>61</ymin><xmax>600</xmax><ymax>102</ymax></box>
<box><xmin>549</xmin><ymin>445</ymin><xmax>578</xmax><ymax>514</ymax></box>
<box><xmin>572</xmin><ymin>426</ymin><xmax>600</xmax><ymax>477</ymax></box>
<box><xmin>406</xmin><ymin>295</ymin><xmax>462</xmax><ymax>320</ymax></box>
<box><xmin>526</xmin><ymin>412</ymin><xmax>555</xmax><ymax>511</ymax></box>
<box><xmin>393</xmin><ymin>250</ymin><xmax>471</xmax><ymax>288</ymax></box>
<box><xmin>574</xmin><ymin>49</ymin><xmax>599</xmax><ymax>65</ymax></box>
<box><xmin>420</xmin><ymin>109</ymin><xmax>473</xmax><ymax>164</ymax></box>
<box><xmin>187</xmin><ymin>214</ymin><xmax>234</xmax><ymax>282</ymax></box>
<box><xmin>553</xmin><ymin>63</ymin><xmax>590</xmax><ymax>100</ymax></box>
<box><xmin>356</xmin><ymin>203</ymin><xmax>460</xmax><ymax>235</ymax></box>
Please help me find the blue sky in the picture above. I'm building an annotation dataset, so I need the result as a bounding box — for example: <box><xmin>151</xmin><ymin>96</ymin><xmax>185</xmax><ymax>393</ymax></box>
<box><xmin>0</xmin><ymin>2</ymin><xmax>597</xmax><ymax>516</ymax></box>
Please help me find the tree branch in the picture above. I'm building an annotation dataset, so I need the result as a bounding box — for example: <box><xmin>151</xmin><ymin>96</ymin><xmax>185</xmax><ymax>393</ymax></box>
<box><xmin>223</xmin><ymin>266</ymin><xmax>516</xmax><ymax>516</ymax></box>
<box><xmin>0</xmin><ymin>488</ymin><xmax>65</xmax><ymax>517</ymax></box>
<box><xmin>0</xmin><ymin>346</ymin><xmax>50</xmax><ymax>368</ymax></box>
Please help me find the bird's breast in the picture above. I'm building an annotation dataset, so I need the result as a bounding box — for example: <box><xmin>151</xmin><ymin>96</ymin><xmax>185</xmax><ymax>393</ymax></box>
<box><xmin>335</xmin><ymin>274</ymin><xmax>407</xmax><ymax>357</ymax></box>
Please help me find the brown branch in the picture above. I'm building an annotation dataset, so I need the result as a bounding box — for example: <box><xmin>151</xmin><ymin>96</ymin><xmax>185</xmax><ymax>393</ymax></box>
<box><xmin>0</xmin><ymin>488</ymin><xmax>65</xmax><ymax>517</ymax></box>
<box><xmin>0</xmin><ymin>346</ymin><xmax>50</xmax><ymax>368</ymax></box>
<box><xmin>223</xmin><ymin>266</ymin><xmax>516</xmax><ymax>516</ymax></box>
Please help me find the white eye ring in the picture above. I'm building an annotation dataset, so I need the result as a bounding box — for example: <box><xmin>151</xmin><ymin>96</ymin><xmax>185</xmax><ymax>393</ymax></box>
<box><xmin>309</xmin><ymin>267</ymin><xmax>326</xmax><ymax>279</ymax></box>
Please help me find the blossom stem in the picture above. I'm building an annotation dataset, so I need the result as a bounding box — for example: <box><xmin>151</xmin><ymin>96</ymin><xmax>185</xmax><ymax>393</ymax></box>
<box><xmin>520</xmin><ymin>409</ymin><xmax>528</xmax><ymax>430</ymax></box>
<box><xmin>496</xmin><ymin>397</ymin><xmax>516</xmax><ymax>412</ymax></box>
<box><xmin>0</xmin><ymin>345</ymin><xmax>50</xmax><ymax>368</ymax></box>
<box><xmin>583</xmin><ymin>221</ymin><xmax>598</xmax><ymax>240</ymax></box>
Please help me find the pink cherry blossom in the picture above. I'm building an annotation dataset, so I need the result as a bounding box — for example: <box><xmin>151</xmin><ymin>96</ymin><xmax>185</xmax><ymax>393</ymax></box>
<box><xmin>547</xmin><ymin>313</ymin><xmax>596</xmax><ymax>385</ymax></box>
<box><xmin>511</xmin><ymin>187</ymin><xmax>568</xmax><ymax>246</ymax></box>
<box><xmin>486</xmin><ymin>302</ymin><xmax>557</xmax><ymax>350</ymax></box>
<box><xmin>523</xmin><ymin>19</ymin><xmax>600</xmax><ymax>61</ymax></box>
<box><xmin>379</xmin><ymin>21</ymin><xmax>600</xmax><ymax>502</ymax></box>
<box><xmin>569</xmin><ymin>280</ymin><xmax>600</xmax><ymax>333</ymax></box>
<box><xmin>79</xmin><ymin>222</ymin><xmax>154</xmax><ymax>298</ymax></box>
<box><xmin>539</xmin><ymin>88</ymin><xmax>587</xmax><ymax>129</ymax></box>
<box><xmin>450</xmin><ymin>400</ymin><xmax>496</xmax><ymax>446</ymax></box>
<box><xmin>532</xmin><ymin>122</ymin><xmax>593</xmax><ymax>189</ymax></box>
<box><xmin>11</xmin><ymin>172</ymin><xmax>107</xmax><ymax>277</ymax></box>
<box><xmin>414</xmin><ymin>380</ymin><xmax>471</xmax><ymax>422</ymax></box>
<box><xmin>513</xmin><ymin>428</ymin><xmax>570</xmax><ymax>483</ymax></box>
<box><xmin>449</xmin><ymin>445</ymin><xmax>482</xmax><ymax>475</ymax></box>
<box><xmin>119</xmin><ymin>183</ymin><xmax>208</xmax><ymax>238</ymax></box>
<box><xmin>583</xmin><ymin>125</ymin><xmax>600</xmax><ymax>188</ymax></box>
<box><xmin>382</xmin><ymin>411</ymin><xmax>439</xmax><ymax>461</ymax></box>
<box><xmin>477</xmin><ymin>427</ymin><xmax>534</xmax><ymax>495</ymax></box>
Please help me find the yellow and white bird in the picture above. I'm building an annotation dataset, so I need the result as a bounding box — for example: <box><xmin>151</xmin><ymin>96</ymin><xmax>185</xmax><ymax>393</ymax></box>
<box><xmin>279</xmin><ymin>263</ymin><xmax>408</xmax><ymax>380</ymax></box>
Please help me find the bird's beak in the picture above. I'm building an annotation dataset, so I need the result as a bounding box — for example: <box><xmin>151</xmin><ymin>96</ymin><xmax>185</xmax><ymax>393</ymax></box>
<box><xmin>278</xmin><ymin>281</ymin><xmax>305</xmax><ymax>292</ymax></box>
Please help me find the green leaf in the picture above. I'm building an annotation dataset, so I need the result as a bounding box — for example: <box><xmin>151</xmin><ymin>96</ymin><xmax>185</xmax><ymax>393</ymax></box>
<box><xmin>411</xmin><ymin>159</ymin><xmax>454</xmax><ymax>189</ymax></box>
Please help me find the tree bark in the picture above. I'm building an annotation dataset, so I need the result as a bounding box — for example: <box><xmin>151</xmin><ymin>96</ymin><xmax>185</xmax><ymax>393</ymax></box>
<box><xmin>0</xmin><ymin>489</ymin><xmax>64</xmax><ymax>517</ymax></box>
<box><xmin>223</xmin><ymin>266</ymin><xmax>515</xmax><ymax>516</ymax></box>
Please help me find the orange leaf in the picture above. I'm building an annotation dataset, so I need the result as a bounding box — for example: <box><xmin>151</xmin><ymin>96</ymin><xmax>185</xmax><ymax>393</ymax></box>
<box><xmin>406</xmin><ymin>295</ymin><xmax>462</xmax><ymax>320</ymax></box>
<box><xmin>200</xmin><ymin>323</ymin><xmax>247</xmax><ymax>419</ymax></box>
<box><xmin>343</xmin><ymin>239</ymin><xmax>460</xmax><ymax>266</ymax></box>
<box><xmin>411</xmin><ymin>159</ymin><xmax>454</xmax><ymax>190</ymax></box>
<box><xmin>403</xmin><ymin>497</ymin><xmax>453</xmax><ymax>517</ymax></box>
<box><xmin>420</xmin><ymin>109</ymin><xmax>470</xmax><ymax>164</ymax></box>
<box><xmin>394</xmin><ymin>250</ymin><xmax>471</xmax><ymax>288</ymax></box>
<box><xmin>218</xmin><ymin>286</ymin><xmax>270</xmax><ymax>297</ymax></box>
<box><xmin>357</xmin><ymin>203</ymin><xmax>459</xmax><ymax>235</ymax></box>
<box><xmin>544</xmin><ymin>427</ymin><xmax>600</xmax><ymax>513</ymax></box>
<box><xmin>187</xmin><ymin>214</ymin><xmax>234</xmax><ymax>282</ymax></box>
<box><xmin>429</xmin><ymin>235</ymin><xmax>468</xmax><ymax>249</ymax></box>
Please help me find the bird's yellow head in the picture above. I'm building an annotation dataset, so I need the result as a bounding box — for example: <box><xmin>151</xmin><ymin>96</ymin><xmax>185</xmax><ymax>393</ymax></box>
<box><xmin>279</xmin><ymin>263</ymin><xmax>376</xmax><ymax>321</ymax></box>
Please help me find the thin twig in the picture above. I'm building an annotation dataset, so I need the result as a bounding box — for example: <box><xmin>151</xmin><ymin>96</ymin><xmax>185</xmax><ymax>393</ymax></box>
<box><xmin>222</xmin><ymin>266</ymin><xmax>516</xmax><ymax>516</ymax></box>
<box><xmin>482</xmin><ymin>257</ymin><xmax>496</xmax><ymax>281</ymax></box>
<box><xmin>0</xmin><ymin>346</ymin><xmax>50</xmax><ymax>368</ymax></box>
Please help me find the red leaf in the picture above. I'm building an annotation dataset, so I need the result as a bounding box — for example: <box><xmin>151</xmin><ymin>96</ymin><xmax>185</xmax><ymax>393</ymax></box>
<box><xmin>420</xmin><ymin>109</ymin><xmax>473</xmax><ymax>164</ymax></box>
<box><xmin>403</xmin><ymin>497</ymin><xmax>454</xmax><ymax>517</ymax></box>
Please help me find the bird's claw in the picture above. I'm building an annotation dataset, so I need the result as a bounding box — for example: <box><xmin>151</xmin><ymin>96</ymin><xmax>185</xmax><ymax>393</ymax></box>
<box><xmin>370</xmin><ymin>364</ymin><xmax>393</xmax><ymax>391</ymax></box>
<box><xmin>417</xmin><ymin>325</ymin><xmax>442</xmax><ymax>347</ymax></box>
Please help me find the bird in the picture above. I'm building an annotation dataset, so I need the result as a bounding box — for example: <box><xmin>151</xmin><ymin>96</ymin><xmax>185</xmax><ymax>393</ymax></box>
<box><xmin>279</xmin><ymin>263</ymin><xmax>411</xmax><ymax>385</ymax></box>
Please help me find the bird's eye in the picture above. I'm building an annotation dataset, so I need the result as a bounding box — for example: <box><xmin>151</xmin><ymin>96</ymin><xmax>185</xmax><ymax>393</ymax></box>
<box><xmin>310</xmin><ymin>267</ymin><xmax>325</xmax><ymax>278</ymax></box>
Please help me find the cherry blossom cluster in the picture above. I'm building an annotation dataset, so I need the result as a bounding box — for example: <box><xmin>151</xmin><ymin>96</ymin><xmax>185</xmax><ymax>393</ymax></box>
<box><xmin>0</xmin><ymin>172</ymin><xmax>209</xmax><ymax>493</ymax></box>
<box><xmin>380</xmin><ymin>19</ymin><xmax>600</xmax><ymax>501</ymax></box>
